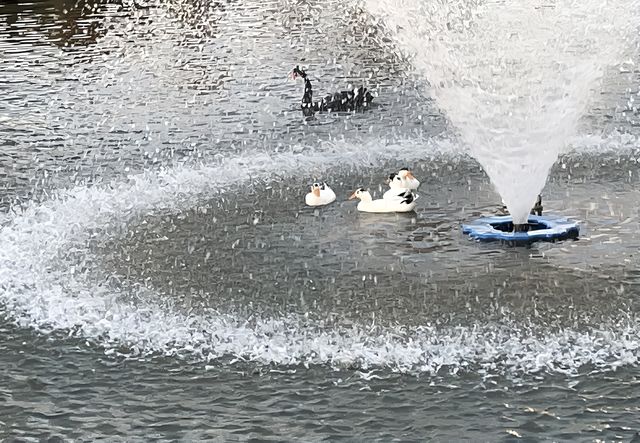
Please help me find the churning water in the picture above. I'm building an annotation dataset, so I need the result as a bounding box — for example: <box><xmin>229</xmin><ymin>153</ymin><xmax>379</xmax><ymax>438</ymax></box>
<box><xmin>1</xmin><ymin>0</ymin><xmax>640</xmax><ymax>440</ymax></box>
<box><xmin>367</xmin><ymin>0</ymin><xmax>640</xmax><ymax>223</ymax></box>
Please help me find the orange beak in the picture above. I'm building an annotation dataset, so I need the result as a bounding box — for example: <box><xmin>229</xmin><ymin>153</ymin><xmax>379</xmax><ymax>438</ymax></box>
<box><xmin>348</xmin><ymin>191</ymin><xmax>358</xmax><ymax>200</ymax></box>
<box><xmin>406</xmin><ymin>171</ymin><xmax>415</xmax><ymax>180</ymax></box>
<box><xmin>313</xmin><ymin>187</ymin><xmax>321</xmax><ymax>197</ymax></box>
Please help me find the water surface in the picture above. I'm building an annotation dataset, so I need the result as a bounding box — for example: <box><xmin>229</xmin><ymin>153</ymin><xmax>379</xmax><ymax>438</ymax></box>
<box><xmin>1</xmin><ymin>0</ymin><xmax>640</xmax><ymax>440</ymax></box>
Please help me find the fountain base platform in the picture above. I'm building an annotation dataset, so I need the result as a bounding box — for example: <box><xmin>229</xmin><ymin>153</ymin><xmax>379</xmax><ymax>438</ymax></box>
<box><xmin>462</xmin><ymin>215</ymin><xmax>579</xmax><ymax>244</ymax></box>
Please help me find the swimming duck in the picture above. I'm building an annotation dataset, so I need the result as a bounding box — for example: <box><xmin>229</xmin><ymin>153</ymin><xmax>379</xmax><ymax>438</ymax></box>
<box><xmin>291</xmin><ymin>66</ymin><xmax>374</xmax><ymax>116</ymax></box>
<box><xmin>349</xmin><ymin>188</ymin><xmax>417</xmax><ymax>213</ymax></box>
<box><xmin>305</xmin><ymin>182</ymin><xmax>336</xmax><ymax>206</ymax></box>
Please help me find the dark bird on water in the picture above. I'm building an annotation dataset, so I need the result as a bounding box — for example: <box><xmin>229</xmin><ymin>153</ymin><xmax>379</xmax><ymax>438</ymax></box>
<box><xmin>290</xmin><ymin>66</ymin><xmax>374</xmax><ymax>115</ymax></box>
<box><xmin>530</xmin><ymin>194</ymin><xmax>543</xmax><ymax>216</ymax></box>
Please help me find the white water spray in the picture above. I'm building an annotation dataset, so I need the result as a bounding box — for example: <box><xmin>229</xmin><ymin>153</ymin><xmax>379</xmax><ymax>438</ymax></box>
<box><xmin>366</xmin><ymin>0</ymin><xmax>639</xmax><ymax>223</ymax></box>
<box><xmin>1</xmin><ymin>138</ymin><xmax>639</xmax><ymax>374</ymax></box>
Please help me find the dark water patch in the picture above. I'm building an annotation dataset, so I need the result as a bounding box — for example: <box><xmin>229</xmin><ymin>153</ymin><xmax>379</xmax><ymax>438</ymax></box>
<box><xmin>96</xmin><ymin>160</ymin><xmax>640</xmax><ymax>336</ymax></box>
<box><xmin>1</xmin><ymin>318</ymin><xmax>639</xmax><ymax>441</ymax></box>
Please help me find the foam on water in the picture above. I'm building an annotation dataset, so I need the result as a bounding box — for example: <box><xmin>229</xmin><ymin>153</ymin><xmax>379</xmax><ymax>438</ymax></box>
<box><xmin>366</xmin><ymin>0</ymin><xmax>640</xmax><ymax>223</ymax></box>
<box><xmin>0</xmin><ymin>137</ymin><xmax>639</xmax><ymax>375</ymax></box>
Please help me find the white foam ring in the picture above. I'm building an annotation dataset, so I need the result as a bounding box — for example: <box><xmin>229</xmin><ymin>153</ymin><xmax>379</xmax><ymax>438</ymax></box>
<box><xmin>0</xmin><ymin>138</ymin><xmax>638</xmax><ymax>375</ymax></box>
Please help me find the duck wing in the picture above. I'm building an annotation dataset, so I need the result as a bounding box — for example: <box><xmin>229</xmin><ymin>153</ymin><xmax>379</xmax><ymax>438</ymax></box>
<box><xmin>339</xmin><ymin>87</ymin><xmax>373</xmax><ymax>107</ymax></box>
<box><xmin>353</xmin><ymin>86</ymin><xmax>374</xmax><ymax>107</ymax></box>
<box><xmin>398</xmin><ymin>189</ymin><xmax>417</xmax><ymax>205</ymax></box>
<box><xmin>318</xmin><ymin>91</ymin><xmax>352</xmax><ymax>111</ymax></box>
<box><xmin>383</xmin><ymin>187</ymin><xmax>408</xmax><ymax>200</ymax></box>
<box><xmin>317</xmin><ymin>87</ymin><xmax>373</xmax><ymax>112</ymax></box>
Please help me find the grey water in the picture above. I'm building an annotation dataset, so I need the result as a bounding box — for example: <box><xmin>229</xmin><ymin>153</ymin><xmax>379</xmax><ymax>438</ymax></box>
<box><xmin>1</xmin><ymin>0</ymin><xmax>640</xmax><ymax>441</ymax></box>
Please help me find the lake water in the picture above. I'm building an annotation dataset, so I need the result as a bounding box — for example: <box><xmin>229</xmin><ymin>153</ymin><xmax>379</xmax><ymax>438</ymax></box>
<box><xmin>1</xmin><ymin>0</ymin><xmax>640</xmax><ymax>440</ymax></box>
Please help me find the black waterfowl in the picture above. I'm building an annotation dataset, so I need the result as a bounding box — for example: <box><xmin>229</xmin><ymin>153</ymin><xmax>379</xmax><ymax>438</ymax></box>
<box><xmin>530</xmin><ymin>194</ymin><xmax>543</xmax><ymax>216</ymax></box>
<box><xmin>291</xmin><ymin>66</ymin><xmax>374</xmax><ymax>115</ymax></box>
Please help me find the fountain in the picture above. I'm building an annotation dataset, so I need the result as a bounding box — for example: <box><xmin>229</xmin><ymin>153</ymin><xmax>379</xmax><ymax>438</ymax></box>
<box><xmin>461</xmin><ymin>214</ymin><xmax>580</xmax><ymax>244</ymax></box>
<box><xmin>366</xmin><ymin>0</ymin><xmax>639</xmax><ymax>237</ymax></box>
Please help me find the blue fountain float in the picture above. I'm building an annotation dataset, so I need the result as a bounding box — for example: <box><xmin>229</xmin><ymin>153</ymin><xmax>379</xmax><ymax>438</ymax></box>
<box><xmin>462</xmin><ymin>214</ymin><xmax>580</xmax><ymax>244</ymax></box>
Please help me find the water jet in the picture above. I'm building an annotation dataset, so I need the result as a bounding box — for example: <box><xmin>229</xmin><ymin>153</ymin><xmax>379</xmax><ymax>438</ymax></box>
<box><xmin>367</xmin><ymin>0</ymin><xmax>640</xmax><ymax>228</ymax></box>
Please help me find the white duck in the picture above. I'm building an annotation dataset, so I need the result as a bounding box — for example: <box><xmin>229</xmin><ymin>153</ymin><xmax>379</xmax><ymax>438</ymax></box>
<box><xmin>305</xmin><ymin>182</ymin><xmax>336</xmax><ymax>206</ymax></box>
<box><xmin>349</xmin><ymin>188</ymin><xmax>417</xmax><ymax>213</ymax></box>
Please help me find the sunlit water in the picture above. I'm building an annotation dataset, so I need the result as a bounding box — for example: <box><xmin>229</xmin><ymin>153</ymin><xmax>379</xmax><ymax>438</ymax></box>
<box><xmin>1</xmin><ymin>0</ymin><xmax>640</xmax><ymax>440</ymax></box>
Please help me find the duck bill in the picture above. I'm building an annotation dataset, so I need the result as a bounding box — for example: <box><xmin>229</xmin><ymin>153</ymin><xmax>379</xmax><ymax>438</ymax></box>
<box><xmin>313</xmin><ymin>188</ymin><xmax>321</xmax><ymax>197</ymax></box>
<box><xmin>406</xmin><ymin>171</ymin><xmax>415</xmax><ymax>180</ymax></box>
<box><xmin>348</xmin><ymin>192</ymin><xmax>358</xmax><ymax>200</ymax></box>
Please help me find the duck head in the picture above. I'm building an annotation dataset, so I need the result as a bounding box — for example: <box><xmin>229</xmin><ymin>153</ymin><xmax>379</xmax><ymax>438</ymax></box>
<box><xmin>291</xmin><ymin>65</ymin><xmax>307</xmax><ymax>80</ymax></box>
<box><xmin>349</xmin><ymin>188</ymin><xmax>372</xmax><ymax>202</ymax></box>
<box><xmin>311</xmin><ymin>182</ymin><xmax>322</xmax><ymax>197</ymax></box>
<box><xmin>398</xmin><ymin>168</ymin><xmax>416</xmax><ymax>180</ymax></box>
